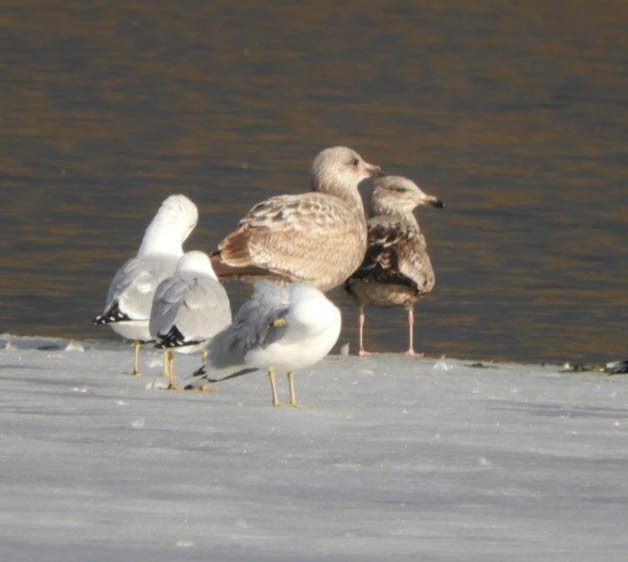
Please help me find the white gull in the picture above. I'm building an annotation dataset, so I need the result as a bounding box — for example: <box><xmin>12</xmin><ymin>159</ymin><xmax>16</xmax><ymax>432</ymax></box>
<box><xmin>187</xmin><ymin>281</ymin><xmax>341</xmax><ymax>407</ymax></box>
<box><xmin>93</xmin><ymin>194</ymin><xmax>198</xmax><ymax>374</ymax></box>
<box><xmin>149</xmin><ymin>251</ymin><xmax>231</xmax><ymax>389</ymax></box>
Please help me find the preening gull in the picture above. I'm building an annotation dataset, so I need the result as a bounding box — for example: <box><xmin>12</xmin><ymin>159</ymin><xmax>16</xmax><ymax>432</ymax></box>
<box><xmin>344</xmin><ymin>176</ymin><xmax>444</xmax><ymax>355</ymax></box>
<box><xmin>210</xmin><ymin>146</ymin><xmax>382</xmax><ymax>292</ymax></box>
<box><xmin>93</xmin><ymin>194</ymin><xmax>198</xmax><ymax>374</ymax></box>
<box><xmin>149</xmin><ymin>251</ymin><xmax>232</xmax><ymax>389</ymax></box>
<box><xmin>187</xmin><ymin>281</ymin><xmax>341</xmax><ymax>407</ymax></box>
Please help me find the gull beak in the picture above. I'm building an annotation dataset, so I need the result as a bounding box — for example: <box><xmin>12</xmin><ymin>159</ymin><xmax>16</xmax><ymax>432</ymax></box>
<box><xmin>419</xmin><ymin>193</ymin><xmax>445</xmax><ymax>209</ymax></box>
<box><xmin>365</xmin><ymin>161</ymin><xmax>384</xmax><ymax>178</ymax></box>
<box><xmin>269</xmin><ymin>317</ymin><xmax>287</xmax><ymax>328</ymax></box>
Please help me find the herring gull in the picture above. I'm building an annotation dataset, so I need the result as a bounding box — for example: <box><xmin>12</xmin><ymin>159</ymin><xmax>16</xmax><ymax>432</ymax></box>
<box><xmin>149</xmin><ymin>251</ymin><xmax>232</xmax><ymax>389</ymax></box>
<box><xmin>210</xmin><ymin>146</ymin><xmax>382</xmax><ymax>292</ymax></box>
<box><xmin>344</xmin><ymin>176</ymin><xmax>444</xmax><ymax>356</ymax></box>
<box><xmin>187</xmin><ymin>281</ymin><xmax>341</xmax><ymax>407</ymax></box>
<box><xmin>93</xmin><ymin>194</ymin><xmax>198</xmax><ymax>374</ymax></box>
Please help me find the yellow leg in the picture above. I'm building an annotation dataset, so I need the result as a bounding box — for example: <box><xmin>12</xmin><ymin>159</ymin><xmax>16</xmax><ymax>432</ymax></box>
<box><xmin>132</xmin><ymin>340</ymin><xmax>141</xmax><ymax>376</ymax></box>
<box><xmin>268</xmin><ymin>369</ymin><xmax>280</xmax><ymax>407</ymax></box>
<box><xmin>160</xmin><ymin>350</ymin><xmax>169</xmax><ymax>377</ymax></box>
<box><xmin>167</xmin><ymin>352</ymin><xmax>178</xmax><ymax>389</ymax></box>
<box><xmin>287</xmin><ymin>371</ymin><xmax>297</xmax><ymax>407</ymax></box>
<box><xmin>200</xmin><ymin>350</ymin><xmax>208</xmax><ymax>366</ymax></box>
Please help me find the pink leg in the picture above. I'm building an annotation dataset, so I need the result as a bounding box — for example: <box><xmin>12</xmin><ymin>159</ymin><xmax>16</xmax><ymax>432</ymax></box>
<box><xmin>404</xmin><ymin>306</ymin><xmax>424</xmax><ymax>357</ymax></box>
<box><xmin>357</xmin><ymin>305</ymin><xmax>376</xmax><ymax>356</ymax></box>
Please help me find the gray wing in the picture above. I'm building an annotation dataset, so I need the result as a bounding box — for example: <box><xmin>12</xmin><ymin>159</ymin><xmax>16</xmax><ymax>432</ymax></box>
<box><xmin>205</xmin><ymin>281</ymin><xmax>290</xmax><ymax>369</ymax></box>
<box><xmin>150</xmin><ymin>275</ymin><xmax>231</xmax><ymax>343</ymax></box>
<box><xmin>103</xmin><ymin>254</ymin><xmax>179</xmax><ymax>321</ymax></box>
<box><xmin>149</xmin><ymin>276</ymin><xmax>186</xmax><ymax>338</ymax></box>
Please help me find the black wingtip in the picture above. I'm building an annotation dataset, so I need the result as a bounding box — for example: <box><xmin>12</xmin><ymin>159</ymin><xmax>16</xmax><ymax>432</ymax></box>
<box><xmin>93</xmin><ymin>302</ymin><xmax>131</xmax><ymax>325</ymax></box>
<box><xmin>192</xmin><ymin>365</ymin><xmax>207</xmax><ymax>377</ymax></box>
<box><xmin>155</xmin><ymin>325</ymin><xmax>202</xmax><ymax>349</ymax></box>
<box><xmin>605</xmin><ymin>360</ymin><xmax>628</xmax><ymax>375</ymax></box>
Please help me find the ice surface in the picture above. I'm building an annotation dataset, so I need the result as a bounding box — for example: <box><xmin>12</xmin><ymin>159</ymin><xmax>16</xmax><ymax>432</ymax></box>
<box><xmin>1</xmin><ymin>333</ymin><xmax>627</xmax><ymax>561</ymax></box>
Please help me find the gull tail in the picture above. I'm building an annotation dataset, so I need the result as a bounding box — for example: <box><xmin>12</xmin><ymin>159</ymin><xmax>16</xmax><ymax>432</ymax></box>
<box><xmin>93</xmin><ymin>301</ymin><xmax>130</xmax><ymax>325</ymax></box>
<box><xmin>155</xmin><ymin>325</ymin><xmax>202</xmax><ymax>349</ymax></box>
<box><xmin>210</xmin><ymin>251</ymin><xmax>273</xmax><ymax>281</ymax></box>
<box><xmin>184</xmin><ymin>364</ymin><xmax>259</xmax><ymax>389</ymax></box>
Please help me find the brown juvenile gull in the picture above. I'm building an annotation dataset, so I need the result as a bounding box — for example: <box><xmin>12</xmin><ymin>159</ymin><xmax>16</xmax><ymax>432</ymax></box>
<box><xmin>344</xmin><ymin>175</ymin><xmax>444</xmax><ymax>356</ymax></box>
<box><xmin>210</xmin><ymin>146</ymin><xmax>382</xmax><ymax>292</ymax></box>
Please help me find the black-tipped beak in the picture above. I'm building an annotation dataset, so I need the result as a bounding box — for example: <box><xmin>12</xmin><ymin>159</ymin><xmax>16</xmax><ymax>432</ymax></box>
<box><xmin>429</xmin><ymin>199</ymin><xmax>445</xmax><ymax>209</ymax></box>
<box><xmin>366</xmin><ymin>163</ymin><xmax>384</xmax><ymax>178</ymax></box>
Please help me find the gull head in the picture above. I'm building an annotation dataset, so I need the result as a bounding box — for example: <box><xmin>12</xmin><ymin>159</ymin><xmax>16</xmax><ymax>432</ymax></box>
<box><xmin>287</xmin><ymin>282</ymin><xmax>342</xmax><ymax>338</ymax></box>
<box><xmin>139</xmin><ymin>194</ymin><xmax>199</xmax><ymax>256</ymax></box>
<box><xmin>310</xmin><ymin>146</ymin><xmax>382</xmax><ymax>203</ymax></box>
<box><xmin>156</xmin><ymin>194</ymin><xmax>199</xmax><ymax>241</ymax></box>
<box><xmin>370</xmin><ymin>176</ymin><xmax>444</xmax><ymax>217</ymax></box>
<box><xmin>175</xmin><ymin>251</ymin><xmax>217</xmax><ymax>281</ymax></box>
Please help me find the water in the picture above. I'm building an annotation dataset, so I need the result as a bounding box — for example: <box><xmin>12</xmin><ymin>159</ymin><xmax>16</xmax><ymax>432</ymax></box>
<box><xmin>2</xmin><ymin>1</ymin><xmax>626</xmax><ymax>364</ymax></box>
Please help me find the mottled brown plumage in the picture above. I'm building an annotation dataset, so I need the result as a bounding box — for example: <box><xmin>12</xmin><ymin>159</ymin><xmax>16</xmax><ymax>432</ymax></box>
<box><xmin>211</xmin><ymin>147</ymin><xmax>381</xmax><ymax>292</ymax></box>
<box><xmin>345</xmin><ymin>175</ymin><xmax>444</xmax><ymax>355</ymax></box>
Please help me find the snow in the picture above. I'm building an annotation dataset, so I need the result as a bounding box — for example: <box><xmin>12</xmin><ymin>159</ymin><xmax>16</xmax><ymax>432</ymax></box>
<box><xmin>1</xmin><ymin>334</ymin><xmax>627</xmax><ymax>561</ymax></box>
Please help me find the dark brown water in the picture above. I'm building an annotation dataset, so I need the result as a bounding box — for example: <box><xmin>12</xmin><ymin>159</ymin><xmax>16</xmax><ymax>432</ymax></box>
<box><xmin>2</xmin><ymin>1</ymin><xmax>626</xmax><ymax>364</ymax></box>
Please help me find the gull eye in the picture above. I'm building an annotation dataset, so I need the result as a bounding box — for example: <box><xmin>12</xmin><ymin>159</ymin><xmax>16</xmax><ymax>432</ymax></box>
<box><xmin>350</xmin><ymin>158</ymin><xmax>359</xmax><ymax>166</ymax></box>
